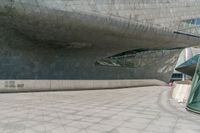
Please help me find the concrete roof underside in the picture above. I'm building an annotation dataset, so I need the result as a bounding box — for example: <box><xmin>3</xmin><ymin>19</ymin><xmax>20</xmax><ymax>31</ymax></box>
<box><xmin>0</xmin><ymin>0</ymin><xmax>200</xmax><ymax>54</ymax></box>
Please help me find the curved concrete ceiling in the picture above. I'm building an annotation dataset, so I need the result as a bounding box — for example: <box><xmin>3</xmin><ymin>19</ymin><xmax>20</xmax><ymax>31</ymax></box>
<box><xmin>0</xmin><ymin>0</ymin><xmax>200</xmax><ymax>52</ymax></box>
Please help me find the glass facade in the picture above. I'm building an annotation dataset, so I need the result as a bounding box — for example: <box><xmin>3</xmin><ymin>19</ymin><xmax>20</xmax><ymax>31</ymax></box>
<box><xmin>185</xmin><ymin>18</ymin><xmax>200</xmax><ymax>25</ymax></box>
<box><xmin>96</xmin><ymin>48</ymin><xmax>180</xmax><ymax>68</ymax></box>
<box><xmin>178</xmin><ymin>18</ymin><xmax>200</xmax><ymax>36</ymax></box>
<box><xmin>187</xmin><ymin>56</ymin><xmax>200</xmax><ymax>112</ymax></box>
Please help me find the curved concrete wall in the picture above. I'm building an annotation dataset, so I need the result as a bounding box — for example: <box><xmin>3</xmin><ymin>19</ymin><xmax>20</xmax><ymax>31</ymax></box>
<box><xmin>0</xmin><ymin>0</ymin><xmax>200</xmax><ymax>85</ymax></box>
<box><xmin>0</xmin><ymin>25</ymin><xmax>181</xmax><ymax>82</ymax></box>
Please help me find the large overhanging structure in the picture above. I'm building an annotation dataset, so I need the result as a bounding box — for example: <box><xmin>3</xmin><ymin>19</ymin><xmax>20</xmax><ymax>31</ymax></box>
<box><xmin>1</xmin><ymin>0</ymin><xmax>200</xmax><ymax>88</ymax></box>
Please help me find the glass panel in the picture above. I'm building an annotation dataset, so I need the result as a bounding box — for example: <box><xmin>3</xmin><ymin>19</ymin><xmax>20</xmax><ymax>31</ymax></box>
<box><xmin>187</xmin><ymin>56</ymin><xmax>200</xmax><ymax>112</ymax></box>
<box><xmin>177</xmin><ymin>18</ymin><xmax>200</xmax><ymax>36</ymax></box>
<box><xmin>96</xmin><ymin>48</ymin><xmax>180</xmax><ymax>68</ymax></box>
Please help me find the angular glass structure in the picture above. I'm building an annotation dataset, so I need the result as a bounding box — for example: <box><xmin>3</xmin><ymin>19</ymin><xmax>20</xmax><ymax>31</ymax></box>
<box><xmin>177</xmin><ymin>18</ymin><xmax>200</xmax><ymax>36</ymax></box>
<box><xmin>187</xmin><ymin>56</ymin><xmax>200</xmax><ymax>113</ymax></box>
<box><xmin>175</xmin><ymin>54</ymin><xmax>200</xmax><ymax>77</ymax></box>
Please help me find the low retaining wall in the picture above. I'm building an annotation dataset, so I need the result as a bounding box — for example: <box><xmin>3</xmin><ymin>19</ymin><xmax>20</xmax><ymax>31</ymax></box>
<box><xmin>0</xmin><ymin>79</ymin><xmax>166</xmax><ymax>93</ymax></box>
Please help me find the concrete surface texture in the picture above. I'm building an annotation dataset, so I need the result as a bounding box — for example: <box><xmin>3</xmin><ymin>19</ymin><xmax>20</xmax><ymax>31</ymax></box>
<box><xmin>0</xmin><ymin>79</ymin><xmax>166</xmax><ymax>93</ymax></box>
<box><xmin>0</xmin><ymin>0</ymin><xmax>200</xmax><ymax>82</ymax></box>
<box><xmin>0</xmin><ymin>25</ymin><xmax>182</xmax><ymax>81</ymax></box>
<box><xmin>0</xmin><ymin>86</ymin><xmax>200</xmax><ymax>133</ymax></box>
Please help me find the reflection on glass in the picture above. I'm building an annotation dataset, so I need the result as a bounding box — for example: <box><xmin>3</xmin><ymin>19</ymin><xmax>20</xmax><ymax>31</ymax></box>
<box><xmin>187</xmin><ymin>56</ymin><xmax>200</xmax><ymax>112</ymax></box>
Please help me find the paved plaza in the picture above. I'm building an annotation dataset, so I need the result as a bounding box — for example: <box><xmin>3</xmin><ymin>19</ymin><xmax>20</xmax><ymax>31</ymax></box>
<box><xmin>0</xmin><ymin>86</ymin><xmax>200</xmax><ymax>133</ymax></box>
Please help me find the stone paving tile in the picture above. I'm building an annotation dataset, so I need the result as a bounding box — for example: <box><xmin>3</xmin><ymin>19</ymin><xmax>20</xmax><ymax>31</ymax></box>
<box><xmin>0</xmin><ymin>86</ymin><xmax>200</xmax><ymax>133</ymax></box>
<box><xmin>173</xmin><ymin>128</ymin><xmax>200</xmax><ymax>133</ymax></box>
<box><xmin>111</xmin><ymin>127</ymin><xmax>140</xmax><ymax>133</ymax></box>
<box><xmin>145</xmin><ymin>124</ymin><xmax>173</xmax><ymax>133</ymax></box>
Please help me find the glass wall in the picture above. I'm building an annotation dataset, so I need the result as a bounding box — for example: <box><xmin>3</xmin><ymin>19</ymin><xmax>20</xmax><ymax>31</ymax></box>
<box><xmin>187</xmin><ymin>56</ymin><xmax>200</xmax><ymax>112</ymax></box>
<box><xmin>177</xmin><ymin>18</ymin><xmax>200</xmax><ymax>36</ymax></box>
